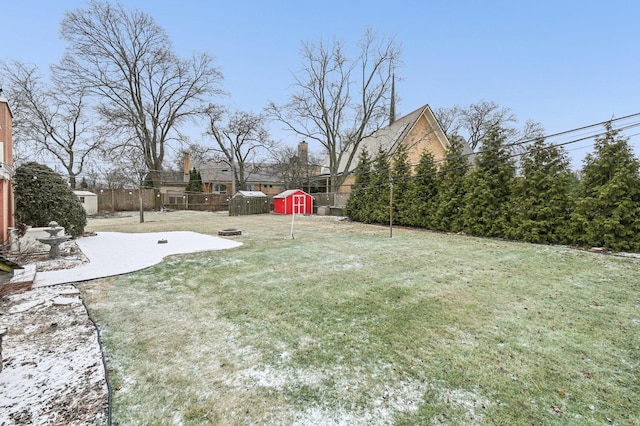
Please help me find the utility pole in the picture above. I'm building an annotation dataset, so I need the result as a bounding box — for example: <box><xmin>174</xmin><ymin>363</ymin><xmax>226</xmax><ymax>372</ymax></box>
<box><xmin>389</xmin><ymin>175</ymin><xmax>394</xmax><ymax>238</ymax></box>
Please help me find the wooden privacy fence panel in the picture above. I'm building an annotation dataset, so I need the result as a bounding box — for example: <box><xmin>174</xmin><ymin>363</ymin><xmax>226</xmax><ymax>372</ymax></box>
<box><xmin>95</xmin><ymin>188</ymin><xmax>156</xmax><ymax>212</ymax></box>
<box><xmin>310</xmin><ymin>192</ymin><xmax>349</xmax><ymax>208</ymax></box>
<box><xmin>164</xmin><ymin>193</ymin><xmax>229</xmax><ymax>212</ymax></box>
<box><xmin>229</xmin><ymin>197</ymin><xmax>273</xmax><ymax>216</ymax></box>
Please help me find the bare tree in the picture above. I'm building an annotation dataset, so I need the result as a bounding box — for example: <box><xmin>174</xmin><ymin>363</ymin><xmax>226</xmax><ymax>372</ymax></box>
<box><xmin>106</xmin><ymin>144</ymin><xmax>149</xmax><ymax>222</ymax></box>
<box><xmin>433</xmin><ymin>104</ymin><xmax>462</xmax><ymax>137</ymax></box>
<box><xmin>204</xmin><ymin>105</ymin><xmax>276</xmax><ymax>193</ymax></box>
<box><xmin>434</xmin><ymin>100</ymin><xmax>544</xmax><ymax>150</ymax></box>
<box><xmin>57</xmin><ymin>1</ymin><xmax>223</xmax><ymax>207</ymax></box>
<box><xmin>0</xmin><ymin>61</ymin><xmax>99</xmax><ymax>187</ymax></box>
<box><xmin>268</xmin><ymin>28</ymin><xmax>401</xmax><ymax>192</ymax></box>
<box><xmin>269</xmin><ymin>144</ymin><xmax>322</xmax><ymax>191</ymax></box>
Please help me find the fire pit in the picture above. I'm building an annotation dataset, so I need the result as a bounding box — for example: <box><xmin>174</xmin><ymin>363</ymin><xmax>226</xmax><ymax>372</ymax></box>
<box><xmin>218</xmin><ymin>228</ymin><xmax>241</xmax><ymax>236</ymax></box>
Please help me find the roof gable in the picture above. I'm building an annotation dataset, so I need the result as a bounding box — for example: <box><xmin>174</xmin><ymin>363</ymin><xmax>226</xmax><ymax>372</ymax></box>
<box><xmin>324</xmin><ymin>104</ymin><xmax>460</xmax><ymax>175</ymax></box>
<box><xmin>274</xmin><ymin>189</ymin><xmax>310</xmax><ymax>199</ymax></box>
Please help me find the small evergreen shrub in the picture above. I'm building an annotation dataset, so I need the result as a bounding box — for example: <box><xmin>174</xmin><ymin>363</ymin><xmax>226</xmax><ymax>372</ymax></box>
<box><xmin>14</xmin><ymin>162</ymin><xmax>87</xmax><ymax>238</ymax></box>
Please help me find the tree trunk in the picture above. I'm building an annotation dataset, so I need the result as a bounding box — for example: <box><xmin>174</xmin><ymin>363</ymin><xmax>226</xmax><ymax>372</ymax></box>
<box><xmin>138</xmin><ymin>188</ymin><xmax>145</xmax><ymax>223</ymax></box>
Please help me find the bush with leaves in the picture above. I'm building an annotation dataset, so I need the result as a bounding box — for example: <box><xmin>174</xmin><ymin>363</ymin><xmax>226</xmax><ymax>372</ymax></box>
<box><xmin>14</xmin><ymin>162</ymin><xmax>87</xmax><ymax>238</ymax></box>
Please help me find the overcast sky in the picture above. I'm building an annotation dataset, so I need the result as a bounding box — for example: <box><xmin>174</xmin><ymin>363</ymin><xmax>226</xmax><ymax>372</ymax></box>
<box><xmin>3</xmin><ymin>0</ymin><xmax>639</xmax><ymax>169</ymax></box>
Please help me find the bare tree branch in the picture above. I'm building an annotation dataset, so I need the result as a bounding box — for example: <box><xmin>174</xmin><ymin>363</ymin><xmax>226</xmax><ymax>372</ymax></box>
<box><xmin>434</xmin><ymin>100</ymin><xmax>544</xmax><ymax>151</ymax></box>
<box><xmin>57</xmin><ymin>1</ymin><xmax>223</xmax><ymax>206</ymax></box>
<box><xmin>0</xmin><ymin>60</ymin><xmax>100</xmax><ymax>188</ymax></box>
<box><xmin>204</xmin><ymin>106</ymin><xmax>276</xmax><ymax>193</ymax></box>
<box><xmin>268</xmin><ymin>28</ymin><xmax>401</xmax><ymax>192</ymax></box>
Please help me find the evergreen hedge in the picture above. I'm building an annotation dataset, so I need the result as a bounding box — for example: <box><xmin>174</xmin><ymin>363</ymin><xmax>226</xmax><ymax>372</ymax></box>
<box><xmin>344</xmin><ymin>123</ymin><xmax>640</xmax><ymax>252</ymax></box>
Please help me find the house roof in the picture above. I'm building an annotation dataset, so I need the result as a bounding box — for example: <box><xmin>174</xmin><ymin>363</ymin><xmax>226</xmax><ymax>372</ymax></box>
<box><xmin>321</xmin><ymin>104</ymin><xmax>473</xmax><ymax>175</ymax></box>
<box><xmin>162</xmin><ymin>170</ymin><xmax>186</xmax><ymax>184</ymax></box>
<box><xmin>189</xmin><ymin>160</ymin><xmax>282</xmax><ymax>185</ymax></box>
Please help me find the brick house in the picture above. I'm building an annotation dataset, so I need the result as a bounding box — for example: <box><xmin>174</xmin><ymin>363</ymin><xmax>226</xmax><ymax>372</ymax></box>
<box><xmin>0</xmin><ymin>90</ymin><xmax>15</xmax><ymax>248</ymax></box>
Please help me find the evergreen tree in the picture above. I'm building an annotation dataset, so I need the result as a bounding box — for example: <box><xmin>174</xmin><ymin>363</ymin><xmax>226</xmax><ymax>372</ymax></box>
<box><xmin>185</xmin><ymin>167</ymin><xmax>203</xmax><ymax>193</ymax></box>
<box><xmin>369</xmin><ymin>147</ymin><xmax>392</xmax><ymax>224</ymax></box>
<box><xmin>462</xmin><ymin>128</ymin><xmax>516</xmax><ymax>238</ymax></box>
<box><xmin>14</xmin><ymin>162</ymin><xmax>87</xmax><ymax>238</ymax></box>
<box><xmin>432</xmin><ymin>136</ymin><xmax>471</xmax><ymax>232</ymax></box>
<box><xmin>572</xmin><ymin>124</ymin><xmax>640</xmax><ymax>251</ymax></box>
<box><xmin>80</xmin><ymin>177</ymin><xmax>89</xmax><ymax>189</ymax></box>
<box><xmin>344</xmin><ymin>149</ymin><xmax>372</xmax><ymax>222</ymax></box>
<box><xmin>508</xmin><ymin>139</ymin><xmax>576</xmax><ymax>244</ymax></box>
<box><xmin>406</xmin><ymin>150</ymin><xmax>439</xmax><ymax>228</ymax></box>
<box><xmin>390</xmin><ymin>143</ymin><xmax>413</xmax><ymax>226</ymax></box>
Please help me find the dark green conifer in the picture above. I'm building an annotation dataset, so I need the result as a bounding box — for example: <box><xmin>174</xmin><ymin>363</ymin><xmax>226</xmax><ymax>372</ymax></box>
<box><xmin>462</xmin><ymin>127</ymin><xmax>516</xmax><ymax>238</ymax></box>
<box><xmin>572</xmin><ymin>124</ymin><xmax>640</xmax><ymax>251</ymax></box>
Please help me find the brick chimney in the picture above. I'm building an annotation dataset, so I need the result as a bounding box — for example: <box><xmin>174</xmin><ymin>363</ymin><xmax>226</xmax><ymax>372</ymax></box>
<box><xmin>298</xmin><ymin>141</ymin><xmax>308</xmax><ymax>165</ymax></box>
<box><xmin>183</xmin><ymin>152</ymin><xmax>190</xmax><ymax>177</ymax></box>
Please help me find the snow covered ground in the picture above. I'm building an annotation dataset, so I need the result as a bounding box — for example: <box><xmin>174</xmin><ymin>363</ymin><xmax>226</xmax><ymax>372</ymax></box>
<box><xmin>0</xmin><ymin>231</ymin><xmax>242</xmax><ymax>424</ymax></box>
<box><xmin>34</xmin><ymin>231</ymin><xmax>242</xmax><ymax>287</ymax></box>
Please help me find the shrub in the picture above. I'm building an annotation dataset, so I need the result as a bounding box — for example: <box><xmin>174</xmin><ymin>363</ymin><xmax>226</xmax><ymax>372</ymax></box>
<box><xmin>14</xmin><ymin>162</ymin><xmax>87</xmax><ymax>237</ymax></box>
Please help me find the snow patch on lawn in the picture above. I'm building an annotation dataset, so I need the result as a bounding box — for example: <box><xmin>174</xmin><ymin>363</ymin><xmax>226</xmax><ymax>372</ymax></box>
<box><xmin>225</xmin><ymin>357</ymin><xmax>425</xmax><ymax>424</ymax></box>
<box><xmin>34</xmin><ymin>231</ymin><xmax>242</xmax><ymax>287</ymax></box>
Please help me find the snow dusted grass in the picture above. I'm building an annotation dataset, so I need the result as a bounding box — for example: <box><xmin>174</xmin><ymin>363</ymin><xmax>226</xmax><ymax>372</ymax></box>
<box><xmin>79</xmin><ymin>211</ymin><xmax>640</xmax><ymax>425</ymax></box>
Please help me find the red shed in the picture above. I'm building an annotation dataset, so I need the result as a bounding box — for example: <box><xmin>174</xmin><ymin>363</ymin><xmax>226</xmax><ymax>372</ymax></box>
<box><xmin>273</xmin><ymin>189</ymin><xmax>313</xmax><ymax>215</ymax></box>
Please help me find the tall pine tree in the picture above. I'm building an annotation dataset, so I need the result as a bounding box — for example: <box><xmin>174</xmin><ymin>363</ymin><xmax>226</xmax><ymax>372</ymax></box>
<box><xmin>369</xmin><ymin>147</ymin><xmax>392</xmax><ymax>224</ymax></box>
<box><xmin>572</xmin><ymin>124</ymin><xmax>640</xmax><ymax>251</ymax></box>
<box><xmin>390</xmin><ymin>143</ymin><xmax>413</xmax><ymax>226</ymax></box>
<box><xmin>462</xmin><ymin>127</ymin><xmax>516</xmax><ymax>238</ymax></box>
<box><xmin>508</xmin><ymin>139</ymin><xmax>576</xmax><ymax>244</ymax></box>
<box><xmin>406</xmin><ymin>150</ymin><xmax>439</xmax><ymax>228</ymax></box>
<box><xmin>185</xmin><ymin>168</ymin><xmax>203</xmax><ymax>193</ymax></box>
<box><xmin>433</xmin><ymin>136</ymin><xmax>471</xmax><ymax>232</ymax></box>
<box><xmin>344</xmin><ymin>149</ymin><xmax>373</xmax><ymax>222</ymax></box>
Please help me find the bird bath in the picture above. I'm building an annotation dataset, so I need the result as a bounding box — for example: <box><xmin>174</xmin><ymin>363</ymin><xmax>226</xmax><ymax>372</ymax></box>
<box><xmin>36</xmin><ymin>221</ymin><xmax>70</xmax><ymax>259</ymax></box>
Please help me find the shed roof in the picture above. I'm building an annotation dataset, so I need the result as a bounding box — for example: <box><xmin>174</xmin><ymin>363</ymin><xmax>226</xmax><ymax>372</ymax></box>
<box><xmin>73</xmin><ymin>191</ymin><xmax>97</xmax><ymax>196</ymax></box>
<box><xmin>233</xmin><ymin>191</ymin><xmax>267</xmax><ymax>198</ymax></box>
<box><xmin>274</xmin><ymin>189</ymin><xmax>310</xmax><ymax>199</ymax></box>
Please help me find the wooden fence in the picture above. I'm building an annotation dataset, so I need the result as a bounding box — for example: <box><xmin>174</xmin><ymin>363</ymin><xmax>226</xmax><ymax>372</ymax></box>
<box><xmin>91</xmin><ymin>188</ymin><xmax>350</xmax><ymax>215</ymax></box>
<box><xmin>163</xmin><ymin>193</ymin><xmax>228</xmax><ymax>212</ymax></box>
<box><xmin>229</xmin><ymin>196</ymin><xmax>273</xmax><ymax>216</ymax></box>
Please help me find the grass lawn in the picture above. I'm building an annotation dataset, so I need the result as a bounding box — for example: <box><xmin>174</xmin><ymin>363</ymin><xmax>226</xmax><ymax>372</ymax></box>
<box><xmin>79</xmin><ymin>211</ymin><xmax>640</xmax><ymax>425</ymax></box>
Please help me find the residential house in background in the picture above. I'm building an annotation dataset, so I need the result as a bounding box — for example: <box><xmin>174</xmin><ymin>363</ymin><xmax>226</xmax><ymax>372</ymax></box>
<box><xmin>319</xmin><ymin>104</ymin><xmax>474</xmax><ymax>193</ymax></box>
<box><xmin>183</xmin><ymin>152</ymin><xmax>285</xmax><ymax>196</ymax></box>
<box><xmin>0</xmin><ymin>90</ymin><xmax>15</xmax><ymax>247</ymax></box>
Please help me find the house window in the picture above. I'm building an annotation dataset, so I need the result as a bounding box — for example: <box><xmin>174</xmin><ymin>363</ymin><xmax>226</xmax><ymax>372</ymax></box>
<box><xmin>79</xmin><ymin>196</ymin><xmax>85</xmax><ymax>203</ymax></box>
<box><xmin>246</xmin><ymin>184</ymin><xmax>255</xmax><ymax>191</ymax></box>
<box><xmin>214</xmin><ymin>184</ymin><xmax>227</xmax><ymax>194</ymax></box>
